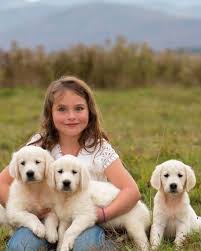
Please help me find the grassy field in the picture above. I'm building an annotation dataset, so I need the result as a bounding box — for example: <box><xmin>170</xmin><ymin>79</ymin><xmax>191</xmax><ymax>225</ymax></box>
<box><xmin>1</xmin><ymin>85</ymin><xmax>201</xmax><ymax>250</ymax></box>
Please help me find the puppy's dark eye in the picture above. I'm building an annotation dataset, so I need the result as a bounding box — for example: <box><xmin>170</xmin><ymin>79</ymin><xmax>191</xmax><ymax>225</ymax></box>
<box><xmin>164</xmin><ymin>173</ymin><xmax>169</xmax><ymax>178</ymax></box>
<box><xmin>21</xmin><ymin>161</ymin><xmax>25</xmax><ymax>166</ymax></box>
<box><xmin>178</xmin><ymin>173</ymin><xmax>183</xmax><ymax>178</ymax></box>
<box><xmin>72</xmin><ymin>170</ymin><xmax>77</xmax><ymax>174</ymax></box>
<box><xmin>35</xmin><ymin>160</ymin><xmax>40</xmax><ymax>164</ymax></box>
<box><xmin>58</xmin><ymin>169</ymin><xmax>63</xmax><ymax>174</ymax></box>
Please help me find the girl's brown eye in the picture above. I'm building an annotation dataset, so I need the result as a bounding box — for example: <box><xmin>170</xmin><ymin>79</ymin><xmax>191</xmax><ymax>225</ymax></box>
<box><xmin>58</xmin><ymin>107</ymin><xmax>66</xmax><ymax>112</ymax></box>
<box><xmin>75</xmin><ymin>106</ymin><xmax>84</xmax><ymax>111</ymax></box>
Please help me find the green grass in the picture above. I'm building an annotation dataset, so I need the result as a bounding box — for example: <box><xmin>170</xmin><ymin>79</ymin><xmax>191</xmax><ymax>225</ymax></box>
<box><xmin>1</xmin><ymin>85</ymin><xmax>201</xmax><ymax>250</ymax></box>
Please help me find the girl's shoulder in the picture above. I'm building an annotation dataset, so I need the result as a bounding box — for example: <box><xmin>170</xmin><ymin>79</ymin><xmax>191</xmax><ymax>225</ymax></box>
<box><xmin>97</xmin><ymin>138</ymin><xmax>117</xmax><ymax>152</ymax></box>
<box><xmin>26</xmin><ymin>133</ymin><xmax>43</xmax><ymax>146</ymax></box>
<box><xmin>84</xmin><ymin>138</ymin><xmax>113</xmax><ymax>154</ymax></box>
<box><xmin>78</xmin><ymin>139</ymin><xmax>119</xmax><ymax>180</ymax></box>
<box><xmin>90</xmin><ymin>139</ymin><xmax>119</xmax><ymax>169</ymax></box>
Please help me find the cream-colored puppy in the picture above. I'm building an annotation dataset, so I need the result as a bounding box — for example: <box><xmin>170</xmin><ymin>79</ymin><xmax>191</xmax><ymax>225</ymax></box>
<box><xmin>0</xmin><ymin>204</ymin><xmax>7</xmax><ymax>226</ymax></box>
<box><xmin>150</xmin><ymin>159</ymin><xmax>201</xmax><ymax>250</ymax></box>
<box><xmin>47</xmin><ymin>155</ymin><xmax>151</xmax><ymax>251</ymax></box>
<box><xmin>6</xmin><ymin>145</ymin><xmax>58</xmax><ymax>243</ymax></box>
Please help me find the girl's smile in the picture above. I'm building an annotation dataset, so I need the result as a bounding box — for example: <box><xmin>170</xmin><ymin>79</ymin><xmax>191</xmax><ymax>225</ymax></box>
<box><xmin>65</xmin><ymin>123</ymin><xmax>79</xmax><ymax>126</ymax></box>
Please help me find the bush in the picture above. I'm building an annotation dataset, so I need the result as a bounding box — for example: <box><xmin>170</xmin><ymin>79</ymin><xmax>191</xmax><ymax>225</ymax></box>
<box><xmin>0</xmin><ymin>39</ymin><xmax>201</xmax><ymax>88</ymax></box>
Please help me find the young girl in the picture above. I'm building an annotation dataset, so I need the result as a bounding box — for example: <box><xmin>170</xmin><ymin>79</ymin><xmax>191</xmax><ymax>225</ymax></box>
<box><xmin>0</xmin><ymin>76</ymin><xmax>141</xmax><ymax>251</ymax></box>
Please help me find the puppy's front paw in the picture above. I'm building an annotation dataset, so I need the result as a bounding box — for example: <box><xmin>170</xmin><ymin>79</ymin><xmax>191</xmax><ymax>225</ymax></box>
<box><xmin>151</xmin><ymin>242</ymin><xmax>159</xmax><ymax>251</ymax></box>
<box><xmin>174</xmin><ymin>240</ymin><xmax>185</xmax><ymax>250</ymax></box>
<box><xmin>60</xmin><ymin>243</ymin><xmax>70</xmax><ymax>251</ymax></box>
<box><xmin>139</xmin><ymin>242</ymin><xmax>149</xmax><ymax>251</ymax></box>
<box><xmin>32</xmin><ymin>222</ymin><xmax>46</xmax><ymax>239</ymax></box>
<box><xmin>46</xmin><ymin>227</ymin><xmax>58</xmax><ymax>243</ymax></box>
<box><xmin>60</xmin><ymin>238</ymin><xmax>74</xmax><ymax>251</ymax></box>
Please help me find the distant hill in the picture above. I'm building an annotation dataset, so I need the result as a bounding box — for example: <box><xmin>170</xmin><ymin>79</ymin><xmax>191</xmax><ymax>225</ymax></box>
<box><xmin>0</xmin><ymin>2</ymin><xmax>201</xmax><ymax>51</ymax></box>
<box><xmin>2</xmin><ymin>0</ymin><xmax>201</xmax><ymax>19</ymax></box>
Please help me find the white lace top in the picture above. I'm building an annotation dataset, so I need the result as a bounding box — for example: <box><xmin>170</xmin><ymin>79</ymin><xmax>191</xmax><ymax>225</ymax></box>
<box><xmin>27</xmin><ymin>134</ymin><xmax>119</xmax><ymax>181</ymax></box>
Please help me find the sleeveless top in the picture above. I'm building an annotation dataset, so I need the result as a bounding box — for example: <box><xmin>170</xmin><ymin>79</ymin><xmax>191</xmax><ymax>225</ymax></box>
<box><xmin>27</xmin><ymin>134</ymin><xmax>119</xmax><ymax>181</ymax></box>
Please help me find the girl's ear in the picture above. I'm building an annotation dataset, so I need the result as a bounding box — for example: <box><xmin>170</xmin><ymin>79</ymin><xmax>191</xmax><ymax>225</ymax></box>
<box><xmin>80</xmin><ymin>165</ymin><xmax>90</xmax><ymax>190</ymax></box>
<box><xmin>46</xmin><ymin>162</ymin><xmax>56</xmax><ymax>189</ymax></box>
<box><xmin>185</xmin><ymin>164</ymin><xmax>196</xmax><ymax>192</ymax></box>
<box><xmin>150</xmin><ymin>164</ymin><xmax>163</xmax><ymax>190</ymax></box>
<box><xmin>9</xmin><ymin>152</ymin><xmax>20</xmax><ymax>180</ymax></box>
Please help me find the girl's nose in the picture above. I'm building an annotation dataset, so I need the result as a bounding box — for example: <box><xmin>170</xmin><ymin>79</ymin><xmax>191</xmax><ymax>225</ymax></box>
<box><xmin>67</xmin><ymin>110</ymin><xmax>76</xmax><ymax>120</ymax></box>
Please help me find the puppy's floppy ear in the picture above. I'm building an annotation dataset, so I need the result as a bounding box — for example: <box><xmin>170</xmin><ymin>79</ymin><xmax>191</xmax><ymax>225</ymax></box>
<box><xmin>9</xmin><ymin>152</ymin><xmax>20</xmax><ymax>180</ymax></box>
<box><xmin>46</xmin><ymin>162</ymin><xmax>56</xmax><ymax>188</ymax></box>
<box><xmin>44</xmin><ymin>150</ymin><xmax>54</xmax><ymax>170</ymax></box>
<box><xmin>80</xmin><ymin>165</ymin><xmax>90</xmax><ymax>190</ymax></box>
<box><xmin>185</xmin><ymin>164</ymin><xmax>196</xmax><ymax>192</ymax></box>
<box><xmin>150</xmin><ymin>164</ymin><xmax>163</xmax><ymax>190</ymax></box>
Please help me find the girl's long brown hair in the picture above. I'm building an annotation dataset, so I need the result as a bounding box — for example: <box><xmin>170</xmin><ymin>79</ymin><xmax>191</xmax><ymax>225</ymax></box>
<box><xmin>38</xmin><ymin>76</ymin><xmax>108</xmax><ymax>150</ymax></box>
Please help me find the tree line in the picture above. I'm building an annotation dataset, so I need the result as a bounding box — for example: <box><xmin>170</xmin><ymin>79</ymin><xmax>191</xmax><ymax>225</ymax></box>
<box><xmin>0</xmin><ymin>38</ymin><xmax>201</xmax><ymax>88</ymax></box>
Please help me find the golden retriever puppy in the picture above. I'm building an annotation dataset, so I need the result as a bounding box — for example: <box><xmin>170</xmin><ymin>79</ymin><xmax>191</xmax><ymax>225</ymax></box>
<box><xmin>150</xmin><ymin>159</ymin><xmax>201</xmax><ymax>250</ymax></box>
<box><xmin>47</xmin><ymin>155</ymin><xmax>151</xmax><ymax>251</ymax></box>
<box><xmin>6</xmin><ymin>145</ymin><xmax>58</xmax><ymax>243</ymax></box>
<box><xmin>0</xmin><ymin>204</ymin><xmax>8</xmax><ymax>226</ymax></box>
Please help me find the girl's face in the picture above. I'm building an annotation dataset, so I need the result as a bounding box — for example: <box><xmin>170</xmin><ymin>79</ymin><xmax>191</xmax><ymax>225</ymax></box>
<box><xmin>52</xmin><ymin>89</ymin><xmax>89</xmax><ymax>140</ymax></box>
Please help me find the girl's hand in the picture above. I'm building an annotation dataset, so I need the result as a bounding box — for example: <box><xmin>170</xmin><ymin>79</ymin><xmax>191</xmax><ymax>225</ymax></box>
<box><xmin>37</xmin><ymin>208</ymin><xmax>51</xmax><ymax>220</ymax></box>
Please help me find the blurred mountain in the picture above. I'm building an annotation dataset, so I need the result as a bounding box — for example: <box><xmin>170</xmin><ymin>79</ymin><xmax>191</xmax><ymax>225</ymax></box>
<box><xmin>2</xmin><ymin>0</ymin><xmax>201</xmax><ymax>18</ymax></box>
<box><xmin>0</xmin><ymin>2</ymin><xmax>201</xmax><ymax>51</ymax></box>
<box><xmin>132</xmin><ymin>0</ymin><xmax>201</xmax><ymax>19</ymax></box>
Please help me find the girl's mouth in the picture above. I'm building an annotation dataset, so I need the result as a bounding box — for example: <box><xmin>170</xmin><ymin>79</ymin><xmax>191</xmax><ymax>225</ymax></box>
<box><xmin>65</xmin><ymin>123</ymin><xmax>78</xmax><ymax>126</ymax></box>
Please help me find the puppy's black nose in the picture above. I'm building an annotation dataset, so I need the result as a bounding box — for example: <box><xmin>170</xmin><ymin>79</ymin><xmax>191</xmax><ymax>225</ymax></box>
<box><xmin>170</xmin><ymin>183</ymin><xmax>177</xmax><ymax>190</ymax></box>
<box><xmin>63</xmin><ymin>180</ymin><xmax>71</xmax><ymax>188</ymax></box>
<box><xmin>26</xmin><ymin>170</ymin><xmax>34</xmax><ymax>178</ymax></box>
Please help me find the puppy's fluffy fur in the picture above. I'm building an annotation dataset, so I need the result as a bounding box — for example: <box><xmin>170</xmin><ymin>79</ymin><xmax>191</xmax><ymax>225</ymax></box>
<box><xmin>6</xmin><ymin>145</ymin><xmax>58</xmax><ymax>243</ymax></box>
<box><xmin>47</xmin><ymin>155</ymin><xmax>151</xmax><ymax>251</ymax></box>
<box><xmin>150</xmin><ymin>159</ymin><xmax>201</xmax><ymax>250</ymax></box>
<box><xmin>0</xmin><ymin>204</ymin><xmax>7</xmax><ymax>226</ymax></box>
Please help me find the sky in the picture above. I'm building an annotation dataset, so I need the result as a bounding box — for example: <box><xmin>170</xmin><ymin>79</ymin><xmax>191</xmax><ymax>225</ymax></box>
<box><xmin>111</xmin><ymin>0</ymin><xmax>201</xmax><ymax>5</ymax></box>
<box><xmin>24</xmin><ymin>0</ymin><xmax>201</xmax><ymax>5</ymax></box>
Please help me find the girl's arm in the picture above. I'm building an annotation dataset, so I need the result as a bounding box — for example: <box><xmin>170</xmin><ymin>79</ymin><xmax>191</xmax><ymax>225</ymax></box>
<box><xmin>97</xmin><ymin>158</ymin><xmax>141</xmax><ymax>222</ymax></box>
<box><xmin>0</xmin><ymin>167</ymin><xmax>13</xmax><ymax>207</ymax></box>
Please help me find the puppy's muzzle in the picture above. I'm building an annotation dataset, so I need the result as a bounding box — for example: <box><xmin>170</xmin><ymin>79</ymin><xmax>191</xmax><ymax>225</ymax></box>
<box><xmin>169</xmin><ymin>183</ymin><xmax>177</xmax><ymax>193</ymax></box>
<box><xmin>62</xmin><ymin>180</ymin><xmax>71</xmax><ymax>191</ymax></box>
<box><xmin>26</xmin><ymin>170</ymin><xmax>35</xmax><ymax>181</ymax></box>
